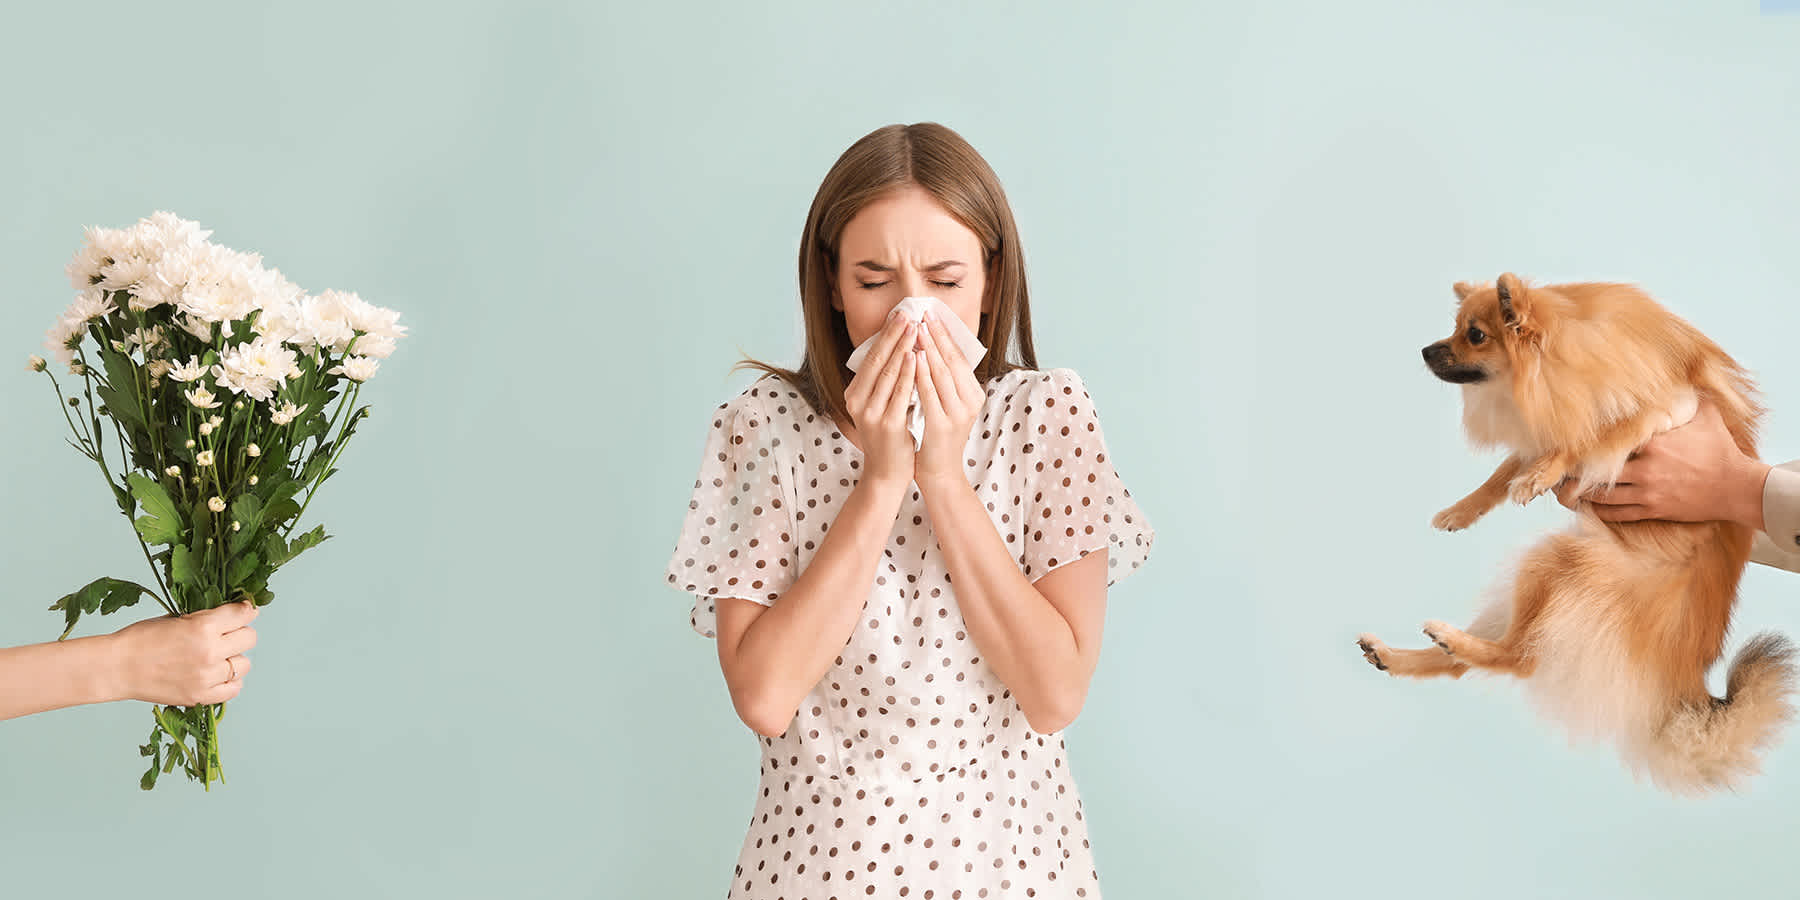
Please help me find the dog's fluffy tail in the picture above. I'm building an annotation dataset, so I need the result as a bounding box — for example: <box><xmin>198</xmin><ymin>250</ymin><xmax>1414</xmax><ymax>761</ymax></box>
<box><xmin>1636</xmin><ymin>633</ymin><xmax>1798</xmax><ymax>794</ymax></box>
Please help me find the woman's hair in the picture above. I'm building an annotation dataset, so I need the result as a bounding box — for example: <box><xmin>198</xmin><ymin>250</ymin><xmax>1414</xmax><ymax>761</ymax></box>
<box><xmin>739</xmin><ymin>122</ymin><xmax>1038</xmax><ymax>425</ymax></box>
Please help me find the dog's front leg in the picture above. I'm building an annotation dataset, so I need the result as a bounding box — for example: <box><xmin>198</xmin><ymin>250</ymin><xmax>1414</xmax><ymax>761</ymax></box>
<box><xmin>1510</xmin><ymin>450</ymin><xmax>1573</xmax><ymax>505</ymax></box>
<box><xmin>1432</xmin><ymin>454</ymin><xmax>1524</xmax><ymax>531</ymax></box>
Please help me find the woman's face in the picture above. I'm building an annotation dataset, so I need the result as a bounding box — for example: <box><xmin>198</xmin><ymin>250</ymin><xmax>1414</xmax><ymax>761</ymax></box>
<box><xmin>833</xmin><ymin>185</ymin><xmax>988</xmax><ymax>349</ymax></box>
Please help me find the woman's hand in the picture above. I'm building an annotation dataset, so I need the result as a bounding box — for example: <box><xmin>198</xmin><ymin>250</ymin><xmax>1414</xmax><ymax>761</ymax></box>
<box><xmin>913</xmin><ymin>310</ymin><xmax>983</xmax><ymax>486</ymax></box>
<box><xmin>844</xmin><ymin>311</ymin><xmax>919</xmax><ymax>486</ymax></box>
<box><xmin>1554</xmin><ymin>401</ymin><xmax>1771</xmax><ymax>531</ymax></box>
<box><xmin>108</xmin><ymin>600</ymin><xmax>259</xmax><ymax>706</ymax></box>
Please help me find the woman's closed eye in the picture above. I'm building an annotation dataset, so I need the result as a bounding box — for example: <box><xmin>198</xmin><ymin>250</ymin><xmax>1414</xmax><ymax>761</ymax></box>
<box><xmin>857</xmin><ymin>279</ymin><xmax>961</xmax><ymax>290</ymax></box>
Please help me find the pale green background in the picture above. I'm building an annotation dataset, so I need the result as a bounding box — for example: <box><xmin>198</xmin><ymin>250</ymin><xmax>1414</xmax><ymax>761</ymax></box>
<box><xmin>1</xmin><ymin>1</ymin><xmax>1796</xmax><ymax>898</ymax></box>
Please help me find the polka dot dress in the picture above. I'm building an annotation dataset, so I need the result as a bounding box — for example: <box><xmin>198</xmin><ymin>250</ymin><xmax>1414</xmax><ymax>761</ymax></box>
<box><xmin>667</xmin><ymin>367</ymin><xmax>1153</xmax><ymax>899</ymax></box>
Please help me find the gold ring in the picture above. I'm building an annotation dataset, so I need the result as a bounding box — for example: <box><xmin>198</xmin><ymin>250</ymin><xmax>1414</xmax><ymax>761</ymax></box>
<box><xmin>226</xmin><ymin>657</ymin><xmax>237</xmax><ymax>683</ymax></box>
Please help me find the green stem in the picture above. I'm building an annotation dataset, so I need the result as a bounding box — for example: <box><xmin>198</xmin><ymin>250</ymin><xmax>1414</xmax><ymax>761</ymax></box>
<box><xmin>62</xmin><ymin>350</ymin><xmax>177</xmax><ymax>616</ymax></box>
<box><xmin>285</xmin><ymin>381</ymin><xmax>360</xmax><ymax>535</ymax></box>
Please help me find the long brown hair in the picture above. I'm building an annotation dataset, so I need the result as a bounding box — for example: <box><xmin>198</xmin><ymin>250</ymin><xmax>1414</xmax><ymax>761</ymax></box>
<box><xmin>739</xmin><ymin>122</ymin><xmax>1038</xmax><ymax>425</ymax></box>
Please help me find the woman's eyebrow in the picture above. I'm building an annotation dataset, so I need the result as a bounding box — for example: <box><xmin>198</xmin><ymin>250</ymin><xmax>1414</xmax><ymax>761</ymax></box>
<box><xmin>852</xmin><ymin>260</ymin><xmax>967</xmax><ymax>272</ymax></box>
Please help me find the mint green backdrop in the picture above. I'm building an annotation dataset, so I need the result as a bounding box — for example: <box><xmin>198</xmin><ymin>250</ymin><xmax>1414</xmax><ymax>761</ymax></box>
<box><xmin>1</xmin><ymin>2</ymin><xmax>1796</xmax><ymax>897</ymax></box>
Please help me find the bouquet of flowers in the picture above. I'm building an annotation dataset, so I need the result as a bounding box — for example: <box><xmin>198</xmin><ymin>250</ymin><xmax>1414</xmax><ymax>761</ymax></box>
<box><xmin>27</xmin><ymin>212</ymin><xmax>404</xmax><ymax>790</ymax></box>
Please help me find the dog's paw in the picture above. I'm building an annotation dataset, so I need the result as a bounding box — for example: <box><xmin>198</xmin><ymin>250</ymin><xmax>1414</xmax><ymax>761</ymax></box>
<box><xmin>1509</xmin><ymin>461</ymin><xmax>1564</xmax><ymax>505</ymax></box>
<box><xmin>1422</xmin><ymin>620</ymin><xmax>1457</xmax><ymax>654</ymax></box>
<box><xmin>1431</xmin><ymin>504</ymin><xmax>1482</xmax><ymax>532</ymax></box>
<box><xmin>1356</xmin><ymin>634</ymin><xmax>1392</xmax><ymax>673</ymax></box>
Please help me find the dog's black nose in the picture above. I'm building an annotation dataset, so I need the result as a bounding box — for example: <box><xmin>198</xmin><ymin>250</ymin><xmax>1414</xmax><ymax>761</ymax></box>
<box><xmin>1422</xmin><ymin>342</ymin><xmax>1451</xmax><ymax>365</ymax></box>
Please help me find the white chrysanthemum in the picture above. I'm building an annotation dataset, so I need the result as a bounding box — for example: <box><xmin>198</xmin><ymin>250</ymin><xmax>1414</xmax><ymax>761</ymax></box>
<box><xmin>65</xmin><ymin>288</ymin><xmax>119</xmax><ymax>324</ymax></box>
<box><xmin>249</xmin><ymin>475</ymin><xmax>259</xmax><ymax>486</ymax></box>
<box><xmin>186</xmin><ymin>387</ymin><xmax>222</xmax><ymax>409</ymax></box>
<box><xmin>270</xmin><ymin>401</ymin><xmax>306</xmax><ymax>426</ymax></box>
<box><xmin>132</xmin><ymin>212</ymin><xmax>210</xmax><ymax>252</ymax></box>
<box><xmin>69</xmin><ymin>361</ymin><xmax>88</xmax><ymax>376</ymax></box>
<box><xmin>97</xmin><ymin>249</ymin><xmax>153</xmax><ymax>293</ymax></box>
<box><xmin>347</xmin><ymin>332</ymin><xmax>398</xmax><ymax>359</ymax></box>
<box><xmin>95</xmin><ymin>213</ymin><xmax>192</xmax><ymax>294</ymax></box>
<box><xmin>179</xmin><ymin>314</ymin><xmax>214</xmax><ymax>343</ymax></box>
<box><xmin>195</xmin><ymin>450</ymin><xmax>215</xmax><ymax>466</ymax></box>
<box><xmin>27</xmin><ymin>355</ymin><xmax>46</xmax><ymax>372</ymax></box>
<box><xmin>212</xmin><ymin>336</ymin><xmax>297</xmax><ymax>402</ymax></box>
<box><xmin>124</xmin><ymin>214</ymin><xmax>217</xmax><ymax>310</ymax></box>
<box><xmin>333</xmin><ymin>291</ymin><xmax>407</xmax><ymax>339</ymax></box>
<box><xmin>165</xmin><ymin>465</ymin><xmax>181</xmax><ymax>477</ymax></box>
<box><xmin>167</xmin><ymin>356</ymin><xmax>208</xmax><ymax>383</ymax></box>
<box><xmin>146</xmin><ymin>359</ymin><xmax>172</xmax><ymax>382</ymax></box>
<box><xmin>265</xmin><ymin>291</ymin><xmax>357</xmax><ymax>354</ymax></box>
<box><xmin>64</xmin><ymin>227</ymin><xmax>123</xmax><ymax>290</ymax></box>
<box><xmin>247</xmin><ymin>443</ymin><xmax>261</xmax><ymax>458</ymax></box>
<box><xmin>43</xmin><ymin>318</ymin><xmax>85</xmax><ymax>365</ymax></box>
<box><xmin>208</xmin><ymin>496</ymin><xmax>226</xmax><ymax>513</ymax></box>
<box><xmin>161</xmin><ymin>243</ymin><xmax>268</xmax><ymax>325</ymax></box>
<box><xmin>124</xmin><ymin>325</ymin><xmax>165</xmax><ymax>354</ymax></box>
<box><xmin>199</xmin><ymin>421</ymin><xmax>215</xmax><ymax>436</ymax></box>
<box><xmin>329</xmin><ymin>355</ymin><xmax>379</xmax><ymax>382</ymax></box>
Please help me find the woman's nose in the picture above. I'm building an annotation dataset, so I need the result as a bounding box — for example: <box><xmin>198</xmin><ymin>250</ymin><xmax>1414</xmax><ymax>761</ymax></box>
<box><xmin>896</xmin><ymin>269</ymin><xmax>929</xmax><ymax>298</ymax></box>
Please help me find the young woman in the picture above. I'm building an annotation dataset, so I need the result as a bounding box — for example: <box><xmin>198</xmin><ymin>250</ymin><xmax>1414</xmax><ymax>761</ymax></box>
<box><xmin>666</xmin><ymin>122</ymin><xmax>1153</xmax><ymax>898</ymax></box>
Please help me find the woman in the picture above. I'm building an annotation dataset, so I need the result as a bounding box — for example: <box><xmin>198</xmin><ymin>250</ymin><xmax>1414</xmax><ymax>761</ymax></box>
<box><xmin>666</xmin><ymin>122</ymin><xmax>1153</xmax><ymax>898</ymax></box>
<box><xmin>0</xmin><ymin>600</ymin><xmax>257</xmax><ymax>720</ymax></box>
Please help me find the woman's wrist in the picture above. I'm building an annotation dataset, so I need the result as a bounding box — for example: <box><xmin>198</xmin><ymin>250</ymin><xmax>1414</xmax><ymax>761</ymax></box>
<box><xmin>1732</xmin><ymin>458</ymin><xmax>1774</xmax><ymax>534</ymax></box>
<box><xmin>855</xmin><ymin>470</ymin><xmax>914</xmax><ymax>505</ymax></box>
<box><xmin>54</xmin><ymin>632</ymin><xmax>130</xmax><ymax>707</ymax></box>
<box><xmin>913</xmin><ymin>468</ymin><xmax>971</xmax><ymax>499</ymax></box>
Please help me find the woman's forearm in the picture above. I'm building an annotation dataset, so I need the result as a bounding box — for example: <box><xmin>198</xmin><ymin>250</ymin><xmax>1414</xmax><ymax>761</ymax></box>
<box><xmin>719</xmin><ymin>474</ymin><xmax>911</xmax><ymax>736</ymax></box>
<box><xmin>0</xmin><ymin>634</ymin><xmax>125</xmax><ymax>721</ymax></box>
<box><xmin>916</xmin><ymin>472</ymin><xmax>1093</xmax><ymax>733</ymax></box>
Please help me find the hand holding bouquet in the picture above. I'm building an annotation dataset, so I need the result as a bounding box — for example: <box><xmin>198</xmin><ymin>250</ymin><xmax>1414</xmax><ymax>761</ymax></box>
<box><xmin>28</xmin><ymin>212</ymin><xmax>404</xmax><ymax>789</ymax></box>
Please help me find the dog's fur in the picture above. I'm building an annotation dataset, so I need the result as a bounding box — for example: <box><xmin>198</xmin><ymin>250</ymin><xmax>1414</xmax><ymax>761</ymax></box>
<box><xmin>1358</xmin><ymin>274</ymin><xmax>1796</xmax><ymax>793</ymax></box>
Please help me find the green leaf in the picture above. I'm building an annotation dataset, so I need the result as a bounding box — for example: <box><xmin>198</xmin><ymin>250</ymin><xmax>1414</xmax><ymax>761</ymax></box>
<box><xmin>140</xmin><ymin>762</ymin><xmax>159</xmax><ymax>791</ymax></box>
<box><xmin>259</xmin><ymin>479</ymin><xmax>304</xmax><ymax>526</ymax></box>
<box><xmin>155</xmin><ymin>707</ymin><xmax>188</xmax><ymax>742</ymax></box>
<box><xmin>127</xmin><ymin>473</ymin><xmax>183</xmax><ymax>546</ymax></box>
<box><xmin>95</xmin><ymin>351</ymin><xmax>146</xmax><ymax>433</ymax></box>
<box><xmin>98</xmin><ymin>581</ymin><xmax>145</xmax><ymax>615</ymax></box>
<box><xmin>273</xmin><ymin>525</ymin><xmax>330</xmax><ymax>567</ymax></box>
<box><xmin>49</xmin><ymin>577</ymin><xmax>155</xmax><ymax>639</ymax></box>
<box><xmin>190</xmin><ymin>495</ymin><xmax>216</xmax><ymax>547</ymax></box>
<box><xmin>228</xmin><ymin>494</ymin><xmax>265</xmax><ymax>556</ymax></box>
<box><xmin>170</xmin><ymin>545</ymin><xmax>198</xmax><ymax>588</ymax></box>
<box><xmin>299</xmin><ymin>448</ymin><xmax>332</xmax><ymax>484</ymax></box>
<box><xmin>260</xmin><ymin>532</ymin><xmax>287</xmax><ymax>566</ymax></box>
<box><xmin>225</xmin><ymin>552</ymin><xmax>260</xmax><ymax>589</ymax></box>
<box><xmin>162</xmin><ymin>422</ymin><xmax>192</xmax><ymax>463</ymax></box>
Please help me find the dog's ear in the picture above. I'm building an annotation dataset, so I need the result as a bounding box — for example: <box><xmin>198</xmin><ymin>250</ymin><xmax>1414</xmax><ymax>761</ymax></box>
<box><xmin>1452</xmin><ymin>281</ymin><xmax>1478</xmax><ymax>301</ymax></box>
<box><xmin>1495</xmin><ymin>273</ymin><xmax>1532</xmax><ymax>334</ymax></box>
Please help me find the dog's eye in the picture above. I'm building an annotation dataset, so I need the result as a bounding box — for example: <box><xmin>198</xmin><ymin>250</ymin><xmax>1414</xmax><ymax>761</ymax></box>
<box><xmin>1466</xmin><ymin>325</ymin><xmax>1486</xmax><ymax>346</ymax></box>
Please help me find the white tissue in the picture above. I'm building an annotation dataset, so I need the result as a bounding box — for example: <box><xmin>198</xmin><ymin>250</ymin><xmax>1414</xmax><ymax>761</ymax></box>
<box><xmin>844</xmin><ymin>296</ymin><xmax>988</xmax><ymax>449</ymax></box>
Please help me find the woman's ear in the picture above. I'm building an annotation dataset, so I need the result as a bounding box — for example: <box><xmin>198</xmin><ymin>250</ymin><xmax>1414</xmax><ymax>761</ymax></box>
<box><xmin>826</xmin><ymin>251</ymin><xmax>843</xmax><ymax>311</ymax></box>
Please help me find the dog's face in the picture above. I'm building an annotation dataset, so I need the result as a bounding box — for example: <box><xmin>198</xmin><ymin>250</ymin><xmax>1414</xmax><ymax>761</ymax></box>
<box><xmin>1422</xmin><ymin>273</ymin><xmax>1536</xmax><ymax>385</ymax></box>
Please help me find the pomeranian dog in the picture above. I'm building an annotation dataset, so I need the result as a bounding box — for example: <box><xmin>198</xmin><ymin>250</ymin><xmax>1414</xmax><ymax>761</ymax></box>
<box><xmin>1357</xmin><ymin>273</ymin><xmax>1796</xmax><ymax>793</ymax></box>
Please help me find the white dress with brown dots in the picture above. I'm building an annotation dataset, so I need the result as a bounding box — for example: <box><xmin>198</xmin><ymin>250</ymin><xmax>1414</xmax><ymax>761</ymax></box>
<box><xmin>667</xmin><ymin>367</ymin><xmax>1153</xmax><ymax>899</ymax></box>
